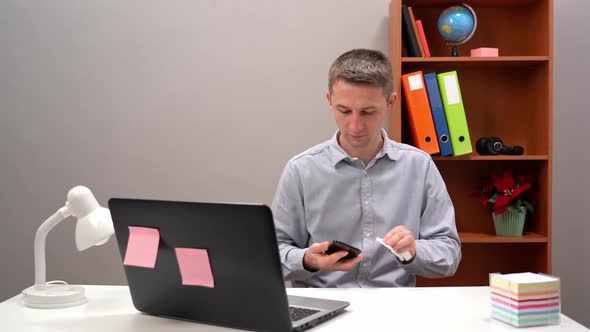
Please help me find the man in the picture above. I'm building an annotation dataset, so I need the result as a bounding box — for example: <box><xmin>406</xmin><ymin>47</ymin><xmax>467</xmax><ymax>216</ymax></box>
<box><xmin>271</xmin><ymin>49</ymin><xmax>461</xmax><ymax>287</ymax></box>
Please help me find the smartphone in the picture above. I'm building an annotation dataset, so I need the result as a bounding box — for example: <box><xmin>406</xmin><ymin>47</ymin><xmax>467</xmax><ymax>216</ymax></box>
<box><xmin>325</xmin><ymin>240</ymin><xmax>361</xmax><ymax>261</ymax></box>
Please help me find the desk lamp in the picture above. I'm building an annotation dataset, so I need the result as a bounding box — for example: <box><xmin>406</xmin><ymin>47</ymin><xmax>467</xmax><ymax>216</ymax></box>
<box><xmin>21</xmin><ymin>186</ymin><xmax>114</xmax><ymax>308</ymax></box>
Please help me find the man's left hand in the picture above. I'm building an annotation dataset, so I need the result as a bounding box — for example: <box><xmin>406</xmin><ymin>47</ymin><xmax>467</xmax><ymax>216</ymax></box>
<box><xmin>383</xmin><ymin>225</ymin><xmax>416</xmax><ymax>259</ymax></box>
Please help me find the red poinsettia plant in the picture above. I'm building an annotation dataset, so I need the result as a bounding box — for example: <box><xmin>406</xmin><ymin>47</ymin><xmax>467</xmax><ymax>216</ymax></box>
<box><xmin>474</xmin><ymin>169</ymin><xmax>538</xmax><ymax>215</ymax></box>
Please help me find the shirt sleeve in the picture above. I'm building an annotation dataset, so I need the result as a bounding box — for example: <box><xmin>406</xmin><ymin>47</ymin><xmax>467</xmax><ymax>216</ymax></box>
<box><xmin>400</xmin><ymin>159</ymin><xmax>462</xmax><ymax>278</ymax></box>
<box><xmin>271</xmin><ymin>161</ymin><xmax>316</xmax><ymax>281</ymax></box>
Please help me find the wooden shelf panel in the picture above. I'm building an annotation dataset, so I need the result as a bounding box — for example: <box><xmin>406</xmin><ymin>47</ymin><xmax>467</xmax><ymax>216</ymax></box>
<box><xmin>433</xmin><ymin>155</ymin><xmax>548</xmax><ymax>161</ymax></box>
<box><xmin>460</xmin><ymin>231</ymin><xmax>548</xmax><ymax>243</ymax></box>
<box><xmin>402</xmin><ymin>56</ymin><xmax>549</xmax><ymax>63</ymax></box>
<box><xmin>401</xmin><ymin>58</ymin><xmax>549</xmax><ymax>71</ymax></box>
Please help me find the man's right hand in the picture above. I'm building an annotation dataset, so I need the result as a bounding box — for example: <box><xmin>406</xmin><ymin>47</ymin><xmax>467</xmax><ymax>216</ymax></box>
<box><xmin>303</xmin><ymin>241</ymin><xmax>364</xmax><ymax>272</ymax></box>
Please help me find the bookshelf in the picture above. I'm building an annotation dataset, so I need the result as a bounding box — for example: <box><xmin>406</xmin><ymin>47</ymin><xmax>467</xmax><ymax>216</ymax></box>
<box><xmin>388</xmin><ymin>0</ymin><xmax>553</xmax><ymax>286</ymax></box>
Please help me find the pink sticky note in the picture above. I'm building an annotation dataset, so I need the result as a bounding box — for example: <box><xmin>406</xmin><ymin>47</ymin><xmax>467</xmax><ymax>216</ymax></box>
<box><xmin>175</xmin><ymin>248</ymin><xmax>215</xmax><ymax>288</ymax></box>
<box><xmin>470</xmin><ymin>47</ymin><xmax>499</xmax><ymax>57</ymax></box>
<box><xmin>123</xmin><ymin>226</ymin><xmax>160</xmax><ymax>268</ymax></box>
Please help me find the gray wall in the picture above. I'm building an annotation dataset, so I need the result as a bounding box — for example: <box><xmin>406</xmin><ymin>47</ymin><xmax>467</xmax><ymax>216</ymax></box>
<box><xmin>0</xmin><ymin>0</ymin><xmax>587</xmax><ymax>328</ymax></box>
<box><xmin>553</xmin><ymin>0</ymin><xmax>590</xmax><ymax>328</ymax></box>
<box><xmin>0</xmin><ymin>0</ymin><xmax>388</xmax><ymax>295</ymax></box>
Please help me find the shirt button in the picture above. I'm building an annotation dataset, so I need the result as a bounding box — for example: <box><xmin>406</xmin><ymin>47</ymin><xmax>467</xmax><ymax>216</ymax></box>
<box><xmin>364</xmin><ymin>201</ymin><xmax>369</xmax><ymax>206</ymax></box>
<box><xmin>363</xmin><ymin>171</ymin><xmax>368</xmax><ymax>176</ymax></box>
<box><xmin>365</xmin><ymin>232</ymin><xmax>372</xmax><ymax>238</ymax></box>
<box><xmin>362</xmin><ymin>262</ymin><xmax>369</xmax><ymax>268</ymax></box>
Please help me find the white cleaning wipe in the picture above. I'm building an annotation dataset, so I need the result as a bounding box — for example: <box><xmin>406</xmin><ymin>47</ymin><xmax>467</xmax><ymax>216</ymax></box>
<box><xmin>376</xmin><ymin>237</ymin><xmax>412</xmax><ymax>261</ymax></box>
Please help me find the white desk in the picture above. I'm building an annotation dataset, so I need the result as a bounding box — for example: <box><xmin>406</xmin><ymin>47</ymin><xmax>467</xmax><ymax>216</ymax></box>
<box><xmin>0</xmin><ymin>285</ymin><xmax>587</xmax><ymax>331</ymax></box>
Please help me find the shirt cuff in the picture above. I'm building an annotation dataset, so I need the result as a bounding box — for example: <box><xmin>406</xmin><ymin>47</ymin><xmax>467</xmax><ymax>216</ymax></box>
<box><xmin>285</xmin><ymin>247</ymin><xmax>317</xmax><ymax>281</ymax></box>
<box><xmin>399</xmin><ymin>253</ymin><xmax>416</xmax><ymax>265</ymax></box>
<box><xmin>397</xmin><ymin>241</ymin><xmax>425</xmax><ymax>272</ymax></box>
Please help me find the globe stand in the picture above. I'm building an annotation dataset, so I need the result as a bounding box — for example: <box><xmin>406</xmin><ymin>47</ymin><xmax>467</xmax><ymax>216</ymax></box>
<box><xmin>445</xmin><ymin>43</ymin><xmax>461</xmax><ymax>57</ymax></box>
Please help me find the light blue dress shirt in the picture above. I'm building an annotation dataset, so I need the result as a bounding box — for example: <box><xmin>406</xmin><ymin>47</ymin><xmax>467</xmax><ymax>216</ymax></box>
<box><xmin>271</xmin><ymin>129</ymin><xmax>461</xmax><ymax>287</ymax></box>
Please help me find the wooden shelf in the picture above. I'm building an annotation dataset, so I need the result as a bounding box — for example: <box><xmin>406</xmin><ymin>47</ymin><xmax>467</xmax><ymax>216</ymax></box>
<box><xmin>389</xmin><ymin>0</ymin><xmax>553</xmax><ymax>286</ymax></box>
<box><xmin>433</xmin><ymin>155</ymin><xmax>549</xmax><ymax>161</ymax></box>
<box><xmin>459</xmin><ymin>232</ymin><xmax>548</xmax><ymax>243</ymax></box>
<box><xmin>402</xmin><ymin>56</ymin><xmax>549</xmax><ymax>63</ymax></box>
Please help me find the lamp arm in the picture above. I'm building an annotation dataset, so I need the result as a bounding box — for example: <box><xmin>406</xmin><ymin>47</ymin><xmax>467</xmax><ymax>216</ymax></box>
<box><xmin>34</xmin><ymin>206</ymin><xmax>72</xmax><ymax>288</ymax></box>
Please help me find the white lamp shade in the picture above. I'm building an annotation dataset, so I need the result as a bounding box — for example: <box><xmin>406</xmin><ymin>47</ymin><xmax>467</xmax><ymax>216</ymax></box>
<box><xmin>67</xmin><ymin>186</ymin><xmax>99</xmax><ymax>218</ymax></box>
<box><xmin>66</xmin><ymin>186</ymin><xmax>114</xmax><ymax>251</ymax></box>
<box><xmin>75</xmin><ymin>206</ymin><xmax>114</xmax><ymax>251</ymax></box>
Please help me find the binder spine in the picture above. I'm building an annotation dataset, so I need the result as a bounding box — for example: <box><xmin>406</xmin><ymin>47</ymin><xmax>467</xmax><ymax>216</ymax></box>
<box><xmin>424</xmin><ymin>73</ymin><xmax>453</xmax><ymax>156</ymax></box>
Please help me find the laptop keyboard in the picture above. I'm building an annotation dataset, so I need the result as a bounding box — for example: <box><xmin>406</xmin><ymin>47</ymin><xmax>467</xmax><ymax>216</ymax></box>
<box><xmin>289</xmin><ymin>306</ymin><xmax>320</xmax><ymax>322</ymax></box>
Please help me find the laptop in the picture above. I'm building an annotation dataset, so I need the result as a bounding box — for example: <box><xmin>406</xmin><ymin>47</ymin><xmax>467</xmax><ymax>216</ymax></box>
<box><xmin>108</xmin><ymin>198</ymin><xmax>349</xmax><ymax>332</ymax></box>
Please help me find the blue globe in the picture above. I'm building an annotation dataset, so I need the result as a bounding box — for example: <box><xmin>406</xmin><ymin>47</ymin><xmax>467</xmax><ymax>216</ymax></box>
<box><xmin>437</xmin><ymin>5</ymin><xmax>475</xmax><ymax>43</ymax></box>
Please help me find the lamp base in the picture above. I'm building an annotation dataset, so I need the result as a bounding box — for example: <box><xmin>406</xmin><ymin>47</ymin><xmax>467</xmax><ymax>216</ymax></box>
<box><xmin>22</xmin><ymin>284</ymin><xmax>87</xmax><ymax>308</ymax></box>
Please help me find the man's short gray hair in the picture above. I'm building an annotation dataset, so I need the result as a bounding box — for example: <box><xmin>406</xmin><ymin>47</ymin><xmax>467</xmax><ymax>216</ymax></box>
<box><xmin>328</xmin><ymin>49</ymin><xmax>393</xmax><ymax>99</ymax></box>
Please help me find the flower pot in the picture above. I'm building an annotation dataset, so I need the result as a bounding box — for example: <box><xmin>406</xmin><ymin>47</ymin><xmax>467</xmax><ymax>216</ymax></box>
<box><xmin>492</xmin><ymin>206</ymin><xmax>526</xmax><ymax>236</ymax></box>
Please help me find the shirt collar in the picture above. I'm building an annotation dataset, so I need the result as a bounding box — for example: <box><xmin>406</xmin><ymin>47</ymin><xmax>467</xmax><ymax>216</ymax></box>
<box><xmin>329</xmin><ymin>128</ymin><xmax>399</xmax><ymax>167</ymax></box>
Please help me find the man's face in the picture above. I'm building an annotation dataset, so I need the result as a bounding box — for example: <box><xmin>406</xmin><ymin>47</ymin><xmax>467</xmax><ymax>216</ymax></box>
<box><xmin>327</xmin><ymin>80</ymin><xmax>395</xmax><ymax>155</ymax></box>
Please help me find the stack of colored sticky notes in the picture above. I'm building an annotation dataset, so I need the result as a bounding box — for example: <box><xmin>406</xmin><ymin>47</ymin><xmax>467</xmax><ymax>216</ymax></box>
<box><xmin>489</xmin><ymin>272</ymin><xmax>560</xmax><ymax>327</ymax></box>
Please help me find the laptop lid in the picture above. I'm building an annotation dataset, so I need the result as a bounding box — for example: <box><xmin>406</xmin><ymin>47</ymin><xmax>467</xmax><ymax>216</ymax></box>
<box><xmin>108</xmin><ymin>198</ymin><xmax>347</xmax><ymax>332</ymax></box>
